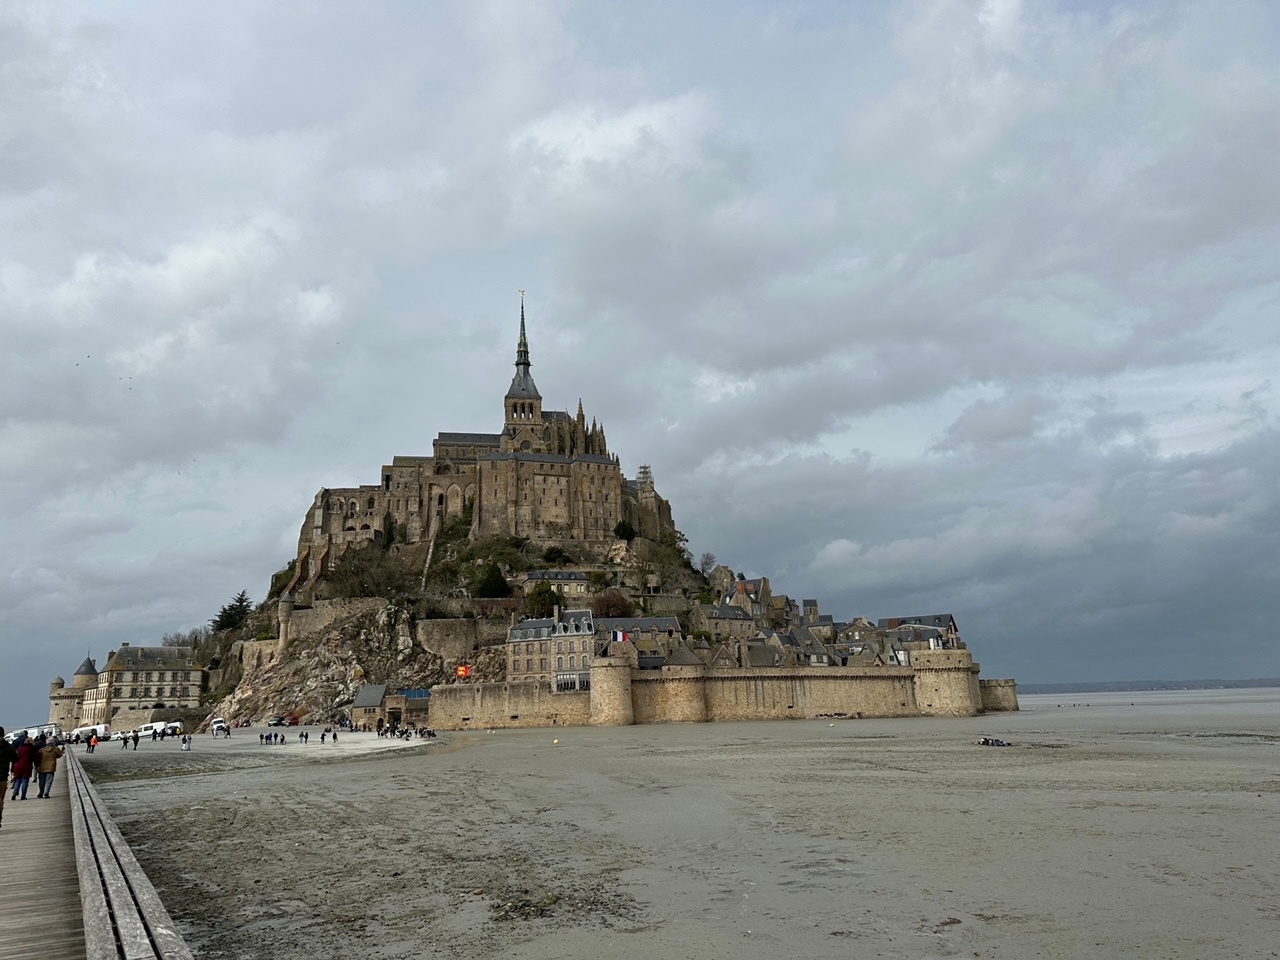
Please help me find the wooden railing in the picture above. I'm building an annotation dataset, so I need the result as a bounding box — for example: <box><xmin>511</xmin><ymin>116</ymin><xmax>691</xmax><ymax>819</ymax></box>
<box><xmin>65</xmin><ymin>753</ymin><xmax>194</xmax><ymax>960</ymax></box>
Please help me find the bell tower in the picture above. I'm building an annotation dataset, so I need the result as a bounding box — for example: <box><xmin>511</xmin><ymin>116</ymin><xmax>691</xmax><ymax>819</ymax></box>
<box><xmin>503</xmin><ymin>292</ymin><xmax>543</xmax><ymax>451</ymax></box>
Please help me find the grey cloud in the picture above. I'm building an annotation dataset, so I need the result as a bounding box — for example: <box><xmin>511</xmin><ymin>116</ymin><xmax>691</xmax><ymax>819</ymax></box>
<box><xmin>4</xmin><ymin>1</ymin><xmax>1280</xmax><ymax>727</ymax></box>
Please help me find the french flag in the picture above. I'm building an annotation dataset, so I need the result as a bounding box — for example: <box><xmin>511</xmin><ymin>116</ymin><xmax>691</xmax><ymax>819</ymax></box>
<box><xmin>611</xmin><ymin>629</ymin><xmax>630</xmax><ymax>643</ymax></box>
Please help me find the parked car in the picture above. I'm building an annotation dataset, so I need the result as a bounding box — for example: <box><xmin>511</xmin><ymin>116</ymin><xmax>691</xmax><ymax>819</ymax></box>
<box><xmin>267</xmin><ymin>716</ymin><xmax>287</xmax><ymax>727</ymax></box>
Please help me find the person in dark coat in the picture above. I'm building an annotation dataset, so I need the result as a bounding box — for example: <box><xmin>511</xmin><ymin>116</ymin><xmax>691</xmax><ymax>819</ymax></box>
<box><xmin>10</xmin><ymin>735</ymin><xmax>38</xmax><ymax>801</ymax></box>
<box><xmin>0</xmin><ymin>729</ymin><xmax>20</xmax><ymax>828</ymax></box>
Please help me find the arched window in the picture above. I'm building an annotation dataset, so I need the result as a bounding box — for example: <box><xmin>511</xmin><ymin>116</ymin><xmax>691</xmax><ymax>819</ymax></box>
<box><xmin>367</xmin><ymin>497</ymin><xmax>375</xmax><ymax>511</ymax></box>
<box><xmin>556</xmin><ymin>656</ymin><xmax>564</xmax><ymax>669</ymax></box>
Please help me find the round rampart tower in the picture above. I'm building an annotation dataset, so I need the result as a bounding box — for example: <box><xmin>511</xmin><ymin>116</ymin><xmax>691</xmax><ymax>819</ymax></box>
<box><xmin>659</xmin><ymin>647</ymin><xmax>708</xmax><ymax>722</ymax></box>
<box><xmin>589</xmin><ymin>656</ymin><xmax>635</xmax><ymax>726</ymax></box>
<box><xmin>910</xmin><ymin>649</ymin><xmax>981</xmax><ymax>716</ymax></box>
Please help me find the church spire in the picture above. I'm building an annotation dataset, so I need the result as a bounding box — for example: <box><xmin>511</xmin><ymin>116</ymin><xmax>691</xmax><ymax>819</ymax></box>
<box><xmin>505</xmin><ymin>290</ymin><xmax>541</xmax><ymax>401</ymax></box>
<box><xmin>516</xmin><ymin>290</ymin><xmax>530</xmax><ymax>369</ymax></box>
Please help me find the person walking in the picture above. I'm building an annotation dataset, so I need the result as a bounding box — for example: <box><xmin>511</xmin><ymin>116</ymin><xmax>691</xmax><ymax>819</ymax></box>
<box><xmin>10</xmin><ymin>735</ymin><xmax>37</xmax><ymax>801</ymax></box>
<box><xmin>0</xmin><ymin>728</ymin><xmax>19</xmax><ymax>829</ymax></box>
<box><xmin>87</xmin><ymin>734</ymin><xmax>98</xmax><ymax>754</ymax></box>
<box><xmin>131</xmin><ymin>730</ymin><xmax>140</xmax><ymax>751</ymax></box>
<box><xmin>36</xmin><ymin>739</ymin><xmax>64</xmax><ymax>798</ymax></box>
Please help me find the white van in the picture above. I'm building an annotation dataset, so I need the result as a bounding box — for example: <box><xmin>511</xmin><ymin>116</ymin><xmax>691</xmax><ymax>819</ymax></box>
<box><xmin>164</xmin><ymin>721</ymin><xmax>183</xmax><ymax>735</ymax></box>
<box><xmin>135</xmin><ymin>722</ymin><xmax>169</xmax><ymax>737</ymax></box>
<box><xmin>70</xmin><ymin>723</ymin><xmax>110</xmax><ymax>741</ymax></box>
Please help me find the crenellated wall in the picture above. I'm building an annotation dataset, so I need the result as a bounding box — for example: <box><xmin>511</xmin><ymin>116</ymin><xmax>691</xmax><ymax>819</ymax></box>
<box><xmin>428</xmin><ymin>682</ymin><xmax>591</xmax><ymax>729</ymax></box>
<box><xmin>979</xmin><ymin>678</ymin><xmax>1020</xmax><ymax>711</ymax></box>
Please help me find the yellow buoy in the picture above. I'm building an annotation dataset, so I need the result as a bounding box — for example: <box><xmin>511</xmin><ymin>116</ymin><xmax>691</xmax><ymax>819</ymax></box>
<box><xmin>553</xmin><ymin>738</ymin><xmax>559</xmax><ymax>744</ymax></box>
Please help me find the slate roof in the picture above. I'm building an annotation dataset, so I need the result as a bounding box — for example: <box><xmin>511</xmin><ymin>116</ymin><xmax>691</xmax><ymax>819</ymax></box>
<box><xmin>74</xmin><ymin>656</ymin><xmax>98</xmax><ymax>677</ymax></box>
<box><xmin>436</xmin><ymin>432</ymin><xmax>502</xmax><ymax>445</ymax></box>
<box><xmin>103</xmin><ymin>646</ymin><xmax>199</xmax><ymax>671</ymax></box>
<box><xmin>665</xmin><ymin>644</ymin><xmax>704</xmax><ymax>667</ymax></box>
<box><xmin>506</xmin><ymin>368</ymin><xmax>542</xmax><ymax>400</ymax></box>
<box><xmin>877</xmin><ymin>614</ymin><xmax>956</xmax><ymax>631</ymax></box>
<box><xmin>595</xmin><ymin>616</ymin><xmax>681</xmax><ymax>635</ymax></box>
<box><xmin>698</xmin><ymin>603</ymin><xmax>752</xmax><ymax>620</ymax></box>
<box><xmin>746</xmin><ymin>645</ymin><xmax>785</xmax><ymax>667</ymax></box>
<box><xmin>352</xmin><ymin>684</ymin><xmax>388</xmax><ymax>708</ymax></box>
<box><xmin>481</xmin><ymin>451</ymin><xmax>571</xmax><ymax>464</ymax></box>
<box><xmin>526</xmin><ymin>570</ymin><xmax>589</xmax><ymax>581</ymax></box>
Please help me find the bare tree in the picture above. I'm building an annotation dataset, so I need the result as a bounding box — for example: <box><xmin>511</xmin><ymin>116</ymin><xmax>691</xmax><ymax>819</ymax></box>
<box><xmin>698</xmin><ymin>552</ymin><xmax>717</xmax><ymax>577</ymax></box>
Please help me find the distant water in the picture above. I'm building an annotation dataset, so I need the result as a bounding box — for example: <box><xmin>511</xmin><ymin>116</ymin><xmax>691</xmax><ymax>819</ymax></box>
<box><xmin>1015</xmin><ymin>686</ymin><xmax>1280</xmax><ymax>734</ymax></box>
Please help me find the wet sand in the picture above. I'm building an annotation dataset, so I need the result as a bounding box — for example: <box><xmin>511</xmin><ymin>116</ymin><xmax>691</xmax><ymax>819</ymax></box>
<box><xmin>84</xmin><ymin>691</ymin><xmax>1280</xmax><ymax>959</ymax></box>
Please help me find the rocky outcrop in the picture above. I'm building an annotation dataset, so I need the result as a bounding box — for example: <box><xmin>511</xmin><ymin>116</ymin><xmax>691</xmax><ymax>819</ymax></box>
<box><xmin>205</xmin><ymin>603</ymin><xmax>506</xmax><ymax>728</ymax></box>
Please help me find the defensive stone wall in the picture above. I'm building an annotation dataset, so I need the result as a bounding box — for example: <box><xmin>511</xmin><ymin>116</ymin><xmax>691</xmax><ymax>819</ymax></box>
<box><xmin>979</xmin><ymin>678</ymin><xmax>1020</xmax><ymax>711</ymax></box>
<box><xmin>589</xmin><ymin>657</ymin><xmax>635</xmax><ymax>726</ymax></box>
<box><xmin>431</xmin><ymin>666</ymin><xmax>945</xmax><ymax>730</ymax></box>
<box><xmin>428</xmin><ymin>682</ymin><xmax>591</xmax><ymax>729</ymax></box>
<box><xmin>414</xmin><ymin>619</ymin><xmax>479</xmax><ymax>661</ymax></box>
<box><xmin>910</xmin><ymin>649</ymin><xmax>982</xmax><ymax>716</ymax></box>
<box><xmin>701</xmin><ymin>669</ymin><xmax>920</xmax><ymax>721</ymax></box>
<box><xmin>289</xmin><ymin>598</ymin><xmax>388</xmax><ymax>639</ymax></box>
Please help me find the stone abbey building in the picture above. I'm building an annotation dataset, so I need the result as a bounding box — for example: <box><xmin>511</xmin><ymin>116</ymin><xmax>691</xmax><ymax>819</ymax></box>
<box><xmin>291</xmin><ymin>302</ymin><xmax>674</xmax><ymax>591</ymax></box>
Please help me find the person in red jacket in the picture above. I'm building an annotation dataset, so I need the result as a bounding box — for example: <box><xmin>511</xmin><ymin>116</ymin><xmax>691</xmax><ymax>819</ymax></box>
<box><xmin>9</xmin><ymin>735</ymin><xmax>38</xmax><ymax>801</ymax></box>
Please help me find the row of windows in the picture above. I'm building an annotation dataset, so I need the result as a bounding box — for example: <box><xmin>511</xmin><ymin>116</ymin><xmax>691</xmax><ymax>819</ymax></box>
<box><xmin>512</xmin><ymin>638</ymin><xmax>590</xmax><ymax>656</ymax></box>
<box><xmin>113</xmin><ymin>687</ymin><xmax>192</xmax><ymax>699</ymax></box>
<box><xmin>126</xmin><ymin>671</ymin><xmax>195</xmax><ymax>683</ymax></box>
<box><xmin>515</xmin><ymin>655</ymin><xmax>589</xmax><ymax>672</ymax></box>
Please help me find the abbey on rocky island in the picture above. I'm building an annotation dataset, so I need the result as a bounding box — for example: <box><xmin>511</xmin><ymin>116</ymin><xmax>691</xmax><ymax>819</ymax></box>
<box><xmin>290</xmin><ymin>299</ymin><xmax>675</xmax><ymax>592</ymax></box>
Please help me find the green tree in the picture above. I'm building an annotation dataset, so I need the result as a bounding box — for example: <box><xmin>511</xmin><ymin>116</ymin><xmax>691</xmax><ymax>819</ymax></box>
<box><xmin>613</xmin><ymin>520</ymin><xmax>637</xmax><ymax>542</ymax></box>
<box><xmin>470</xmin><ymin>563</ymin><xmax>511</xmax><ymax>598</ymax></box>
<box><xmin>210</xmin><ymin>591</ymin><xmax>252</xmax><ymax>631</ymax></box>
<box><xmin>542</xmin><ymin>545</ymin><xmax>575</xmax><ymax>565</ymax></box>
<box><xmin>526</xmin><ymin>581</ymin><xmax>562</xmax><ymax>618</ymax></box>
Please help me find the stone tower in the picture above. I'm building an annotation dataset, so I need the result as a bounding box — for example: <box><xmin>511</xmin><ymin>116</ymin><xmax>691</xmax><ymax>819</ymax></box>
<box><xmin>48</xmin><ymin>654</ymin><xmax>99</xmax><ymax>729</ymax></box>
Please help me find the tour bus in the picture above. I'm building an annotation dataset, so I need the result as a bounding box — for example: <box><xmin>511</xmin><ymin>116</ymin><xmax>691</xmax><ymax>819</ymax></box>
<box><xmin>70</xmin><ymin>723</ymin><xmax>111</xmax><ymax>742</ymax></box>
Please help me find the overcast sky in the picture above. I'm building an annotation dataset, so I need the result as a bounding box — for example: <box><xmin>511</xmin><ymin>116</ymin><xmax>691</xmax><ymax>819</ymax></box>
<box><xmin>3</xmin><ymin>1</ymin><xmax>1278</xmax><ymax>728</ymax></box>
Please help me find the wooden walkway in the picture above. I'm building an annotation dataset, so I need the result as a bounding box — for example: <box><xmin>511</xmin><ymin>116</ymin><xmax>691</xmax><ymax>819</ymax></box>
<box><xmin>0</xmin><ymin>772</ymin><xmax>88</xmax><ymax>960</ymax></box>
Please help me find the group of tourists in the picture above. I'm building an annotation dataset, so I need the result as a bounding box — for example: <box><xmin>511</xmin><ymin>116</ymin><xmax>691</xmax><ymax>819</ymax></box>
<box><xmin>0</xmin><ymin>727</ymin><xmax>65</xmax><ymax>828</ymax></box>
<box><xmin>378</xmin><ymin>725</ymin><xmax>437</xmax><ymax>741</ymax></box>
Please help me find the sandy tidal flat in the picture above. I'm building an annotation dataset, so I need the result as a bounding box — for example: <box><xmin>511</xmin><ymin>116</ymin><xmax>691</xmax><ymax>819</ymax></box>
<box><xmin>85</xmin><ymin>690</ymin><xmax>1280</xmax><ymax>960</ymax></box>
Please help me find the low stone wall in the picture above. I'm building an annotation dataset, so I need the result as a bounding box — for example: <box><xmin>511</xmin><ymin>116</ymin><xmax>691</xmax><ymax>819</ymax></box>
<box><xmin>100</xmin><ymin>706</ymin><xmax>208</xmax><ymax>734</ymax></box>
<box><xmin>289</xmin><ymin>598</ymin><xmax>388</xmax><ymax>639</ymax></box>
<box><xmin>979</xmin><ymin>679</ymin><xmax>1020</xmax><ymax>711</ymax></box>
<box><xmin>429</xmin><ymin>682</ymin><xmax>591</xmax><ymax>729</ymax></box>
